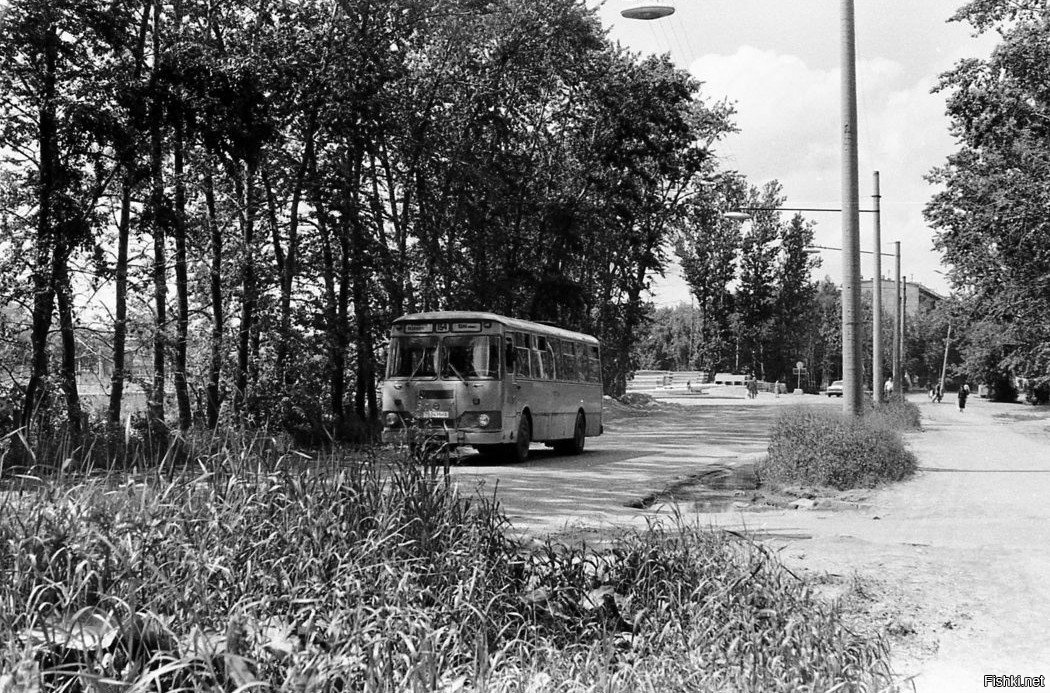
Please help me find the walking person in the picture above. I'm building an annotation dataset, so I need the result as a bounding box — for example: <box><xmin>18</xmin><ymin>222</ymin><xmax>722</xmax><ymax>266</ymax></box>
<box><xmin>958</xmin><ymin>381</ymin><xmax>970</xmax><ymax>411</ymax></box>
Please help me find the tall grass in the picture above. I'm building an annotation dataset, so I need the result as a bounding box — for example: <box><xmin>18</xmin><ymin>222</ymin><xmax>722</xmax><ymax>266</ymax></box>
<box><xmin>1</xmin><ymin>436</ymin><xmax>899</xmax><ymax>692</ymax></box>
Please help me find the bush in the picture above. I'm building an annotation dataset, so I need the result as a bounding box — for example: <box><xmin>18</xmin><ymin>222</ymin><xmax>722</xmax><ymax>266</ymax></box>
<box><xmin>866</xmin><ymin>399</ymin><xmax>921</xmax><ymax>431</ymax></box>
<box><xmin>760</xmin><ymin>406</ymin><xmax>918</xmax><ymax>490</ymax></box>
<box><xmin>1025</xmin><ymin>382</ymin><xmax>1050</xmax><ymax>405</ymax></box>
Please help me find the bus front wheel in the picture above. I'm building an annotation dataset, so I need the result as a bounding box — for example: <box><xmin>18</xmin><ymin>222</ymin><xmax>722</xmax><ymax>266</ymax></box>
<box><xmin>506</xmin><ymin>415</ymin><xmax>531</xmax><ymax>463</ymax></box>
<box><xmin>554</xmin><ymin>412</ymin><xmax>586</xmax><ymax>455</ymax></box>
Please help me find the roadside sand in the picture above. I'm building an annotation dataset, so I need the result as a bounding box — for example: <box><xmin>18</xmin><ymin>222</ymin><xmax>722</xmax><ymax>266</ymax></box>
<box><xmin>690</xmin><ymin>396</ymin><xmax>1050</xmax><ymax>691</ymax></box>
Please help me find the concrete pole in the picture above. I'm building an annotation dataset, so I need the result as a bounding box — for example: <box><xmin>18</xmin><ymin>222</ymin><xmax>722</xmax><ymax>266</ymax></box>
<box><xmin>892</xmin><ymin>241</ymin><xmax>902</xmax><ymax>398</ymax></box>
<box><xmin>939</xmin><ymin>323</ymin><xmax>952</xmax><ymax>396</ymax></box>
<box><xmin>901</xmin><ymin>274</ymin><xmax>908</xmax><ymax>396</ymax></box>
<box><xmin>840</xmin><ymin>0</ymin><xmax>864</xmax><ymax>416</ymax></box>
<box><xmin>872</xmin><ymin>171</ymin><xmax>883</xmax><ymax>405</ymax></box>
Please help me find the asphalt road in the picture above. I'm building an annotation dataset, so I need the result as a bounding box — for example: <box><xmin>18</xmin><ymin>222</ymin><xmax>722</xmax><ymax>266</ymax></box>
<box><xmin>449</xmin><ymin>393</ymin><xmax>832</xmax><ymax>536</ymax></box>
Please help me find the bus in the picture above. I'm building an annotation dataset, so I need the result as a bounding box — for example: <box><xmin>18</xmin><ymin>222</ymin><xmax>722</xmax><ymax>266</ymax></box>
<box><xmin>381</xmin><ymin>311</ymin><xmax>603</xmax><ymax>462</ymax></box>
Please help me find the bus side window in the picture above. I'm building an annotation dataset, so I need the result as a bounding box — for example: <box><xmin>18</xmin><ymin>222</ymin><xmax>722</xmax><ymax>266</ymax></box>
<box><xmin>587</xmin><ymin>345</ymin><xmax>601</xmax><ymax>383</ymax></box>
<box><xmin>559</xmin><ymin>341</ymin><xmax>578</xmax><ymax>381</ymax></box>
<box><xmin>540</xmin><ymin>339</ymin><xmax>555</xmax><ymax>380</ymax></box>
<box><xmin>531</xmin><ymin>335</ymin><xmax>545</xmax><ymax>379</ymax></box>
<box><xmin>513</xmin><ymin>332</ymin><xmax>531</xmax><ymax>378</ymax></box>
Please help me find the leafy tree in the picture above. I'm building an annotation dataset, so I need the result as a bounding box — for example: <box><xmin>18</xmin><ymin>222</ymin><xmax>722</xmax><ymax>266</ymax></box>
<box><xmin>675</xmin><ymin>175</ymin><xmax>742</xmax><ymax>373</ymax></box>
<box><xmin>632</xmin><ymin>304</ymin><xmax>702</xmax><ymax>372</ymax></box>
<box><xmin>769</xmin><ymin>213</ymin><xmax>820</xmax><ymax>382</ymax></box>
<box><xmin>0</xmin><ymin>0</ymin><xmax>132</xmax><ymax>435</ymax></box>
<box><xmin>926</xmin><ymin>0</ymin><xmax>1050</xmax><ymax>390</ymax></box>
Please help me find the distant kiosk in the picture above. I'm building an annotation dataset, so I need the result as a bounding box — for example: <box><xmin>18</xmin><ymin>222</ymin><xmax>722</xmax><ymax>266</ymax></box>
<box><xmin>621</xmin><ymin>1</ymin><xmax>675</xmax><ymax>20</ymax></box>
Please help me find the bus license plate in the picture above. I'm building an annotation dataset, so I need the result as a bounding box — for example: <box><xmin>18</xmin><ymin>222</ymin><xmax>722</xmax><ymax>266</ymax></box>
<box><xmin>422</xmin><ymin>410</ymin><xmax>449</xmax><ymax>419</ymax></box>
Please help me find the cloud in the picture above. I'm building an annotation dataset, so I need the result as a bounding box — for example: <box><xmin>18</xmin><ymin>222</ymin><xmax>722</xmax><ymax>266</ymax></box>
<box><xmin>683</xmin><ymin>46</ymin><xmax>954</xmax><ymax>294</ymax></box>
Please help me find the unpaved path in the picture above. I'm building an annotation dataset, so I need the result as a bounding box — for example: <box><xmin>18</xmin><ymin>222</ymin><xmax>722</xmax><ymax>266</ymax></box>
<box><xmin>696</xmin><ymin>396</ymin><xmax>1050</xmax><ymax>692</ymax></box>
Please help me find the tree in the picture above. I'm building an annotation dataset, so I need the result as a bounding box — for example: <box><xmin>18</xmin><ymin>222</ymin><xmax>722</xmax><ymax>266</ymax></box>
<box><xmin>676</xmin><ymin>176</ymin><xmax>741</xmax><ymax>373</ymax></box>
<box><xmin>0</xmin><ymin>0</ymin><xmax>130</xmax><ymax>436</ymax></box>
<box><xmin>770</xmin><ymin>213</ymin><xmax>820</xmax><ymax>381</ymax></box>
<box><xmin>926</xmin><ymin>0</ymin><xmax>1050</xmax><ymax>390</ymax></box>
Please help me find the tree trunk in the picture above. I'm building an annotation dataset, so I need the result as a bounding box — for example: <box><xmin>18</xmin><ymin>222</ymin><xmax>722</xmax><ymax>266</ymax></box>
<box><xmin>108</xmin><ymin>1</ymin><xmax>151</xmax><ymax>426</ymax></box>
<box><xmin>203</xmin><ymin>167</ymin><xmax>223</xmax><ymax>429</ymax></box>
<box><xmin>314</xmin><ymin>191</ymin><xmax>346</xmax><ymax>433</ymax></box>
<box><xmin>148</xmin><ymin>0</ymin><xmax>167</xmax><ymax>426</ymax></box>
<box><xmin>108</xmin><ymin>175</ymin><xmax>132</xmax><ymax>424</ymax></box>
<box><xmin>234</xmin><ymin>163</ymin><xmax>258</xmax><ymax>418</ymax></box>
<box><xmin>22</xmin><ymin>14</ymin><xmax>60</xmax><ymax>431</ymax></box>
<box><xmin>53</xmin><ymin>245</ymin><xmax>82</xmax><ymax>437</ymax></box>
<box><xmin>272</xmin><ymin>119</ymin><xmax>315</xmax><ymax>388</ymax></box>
<box><xmin>172</xmin><ymin>116</ymin><xmax>192</xmax><ymax>429</ymax></box>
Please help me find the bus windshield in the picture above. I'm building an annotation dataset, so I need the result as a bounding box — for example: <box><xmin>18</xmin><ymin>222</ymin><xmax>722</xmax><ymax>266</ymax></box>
<box><xmin>387</xmin><ymin>336</ymin><xmax>438</xmax><ymax>378</ymax></box>
<box><xmin>441</xmin><ymin>335</ymin><xmax>501</xmax><ymax>380</ymax></box>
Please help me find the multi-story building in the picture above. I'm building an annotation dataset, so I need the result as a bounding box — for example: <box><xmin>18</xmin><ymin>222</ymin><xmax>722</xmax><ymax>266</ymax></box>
<box><xmin>860</xmin><ymin>277</ymin><xmax>945</xmax><ymax>319</ymax></box>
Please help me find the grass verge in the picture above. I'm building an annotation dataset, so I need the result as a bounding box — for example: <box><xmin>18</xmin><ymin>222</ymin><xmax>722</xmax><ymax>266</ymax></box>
<box><xmin>1</xmin><ymin>439</ymin><xmax>898</xmax><ymax>692</ymax></box>
<box><xmin>759</xmin><ymin>401</ymin><xmax>920</xmax><ymax>490</ymax></box>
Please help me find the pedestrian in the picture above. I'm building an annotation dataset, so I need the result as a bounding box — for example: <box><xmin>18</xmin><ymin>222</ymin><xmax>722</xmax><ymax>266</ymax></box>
<box><xmin>686</xmin><ymin>380</ymin><xmax>692</xmax><ymax>393</ymax></box>
<box><xmin>935</xmin><ymin>383</ymin><xmax>943</xmax><ymax>403</ymax></box>
<box><xmin>884</xmin><ymin>377</ymin><xmax>894</xmax><ymax>398</ymax></box>
<box><xmin>958</xmin><ymin>381</ymin><xmax>970</xmax><ymax>411</ymax></box>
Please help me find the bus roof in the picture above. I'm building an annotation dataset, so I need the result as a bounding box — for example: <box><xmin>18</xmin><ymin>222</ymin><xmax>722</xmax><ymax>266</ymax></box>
<box><xmin>392</xmin><ymin>311</ymin><xmax>599</xmax><ymax>346</ymax></box>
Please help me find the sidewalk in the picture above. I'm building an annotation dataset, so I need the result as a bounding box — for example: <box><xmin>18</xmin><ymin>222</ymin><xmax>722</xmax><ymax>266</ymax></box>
<box><xmin>699</xmin><ymin>396</ymin><xmax>1050</xmax><ymax>691</ymax></box>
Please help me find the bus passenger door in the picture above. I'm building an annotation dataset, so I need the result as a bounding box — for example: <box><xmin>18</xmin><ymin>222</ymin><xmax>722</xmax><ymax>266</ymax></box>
<box><xmin>508</xmin><ymin>332</ymin><xmax>534</xmax><ymax>441</ymax></box>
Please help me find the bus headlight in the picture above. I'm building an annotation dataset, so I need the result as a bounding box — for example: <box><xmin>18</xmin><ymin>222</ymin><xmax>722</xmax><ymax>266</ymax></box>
<box><xmin>458</xmin><ymin>412</ymin><xmax>501</xmax><ymax>429</ymax></box>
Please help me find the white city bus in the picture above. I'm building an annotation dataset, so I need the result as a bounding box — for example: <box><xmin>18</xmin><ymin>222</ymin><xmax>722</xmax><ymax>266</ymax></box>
<box><xmin>381</xmin><ymin>311</ymin><xmax>603</xmax><ymax>462</ymax></box>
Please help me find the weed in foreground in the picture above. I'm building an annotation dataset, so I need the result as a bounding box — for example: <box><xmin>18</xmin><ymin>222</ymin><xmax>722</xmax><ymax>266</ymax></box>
<box><xmin>1</xmin><ymin>441</ymin><xmax>900</xmax><ymax>692</ymax></box>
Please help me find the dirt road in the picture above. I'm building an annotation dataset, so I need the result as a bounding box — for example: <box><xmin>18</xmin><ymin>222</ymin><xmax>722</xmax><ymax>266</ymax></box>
<box><xmin>655</xmin><ymin>396</ymin><xmax>1050</xmax><ymax>692</ymax></box>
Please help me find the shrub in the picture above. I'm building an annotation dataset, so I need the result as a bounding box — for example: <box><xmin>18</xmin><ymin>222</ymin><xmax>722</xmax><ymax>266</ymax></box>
<box><xmin>760</xmin><ymin>406</ymin><xmax>918</xmax><ymax>490</ymax></box>
<box><xmin>866</xmin><ymin>399</ymin><xmax>921</xmax><ymax>431</ymax></box>
<box><xmin>1025</xmin><ymin>382</ymin><xmax>1050</xmax><ymax>405</ymax></box>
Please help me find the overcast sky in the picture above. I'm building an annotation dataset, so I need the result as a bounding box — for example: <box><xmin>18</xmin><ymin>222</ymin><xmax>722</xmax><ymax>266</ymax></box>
<box><xmin>591</xmin><ymin>0</ymin><xmax>998</xmax><ymax>305</ymax></box>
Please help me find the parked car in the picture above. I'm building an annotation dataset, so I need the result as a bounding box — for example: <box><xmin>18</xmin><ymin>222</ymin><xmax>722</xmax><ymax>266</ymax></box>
<box><xmin>825</xmin><ymin>380</ymin><xmax>844</xmax><ymax>397</ymax></box>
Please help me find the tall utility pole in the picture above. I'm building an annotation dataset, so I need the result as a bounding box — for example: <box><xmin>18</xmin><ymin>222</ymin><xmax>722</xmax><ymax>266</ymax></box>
<box><xmin>872</xmin><ymin>171</ymin><xmax>883</xmax><ymax>404</ymax></box>
<box><xmin>840</xmin><ymin>0</ymin><xmax>864</xmax><ymax>416</ymax></box>
<box><xmin>901</xmin><ymin>274</ymin><xmax>909</xmax><ymax>395</ymax></box>
<box><xmin>939</xmin><ymin>323</ymin><xmax>952</xmax><ymax>395</ymax></box>
<box><xmin>892</xmin><ymin>241</ymin><xmax>902</xmax><ymax>398</ymax></box>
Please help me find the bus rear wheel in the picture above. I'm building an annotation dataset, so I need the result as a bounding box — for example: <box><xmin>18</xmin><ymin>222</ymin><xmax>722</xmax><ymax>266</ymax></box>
<box><xmin>505</xmin><ymin>415</ymin><xmax>531</xmax><ymax>463</ymax></box>
<box><xmin>554</xmin><ymin>412</ymin><xmax>586</xmax><ymax>455</ymax></box>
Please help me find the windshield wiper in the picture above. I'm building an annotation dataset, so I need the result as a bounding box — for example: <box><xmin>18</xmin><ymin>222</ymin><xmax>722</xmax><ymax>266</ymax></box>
<box><xmin>408</xmin><ymin>349</ymin><xmax>434</xmax><ymax>379</ymax></box>
<box><xmin>444</xmin><ymin>360</ymin><xmax>469</xmax><ymax>384</ymax></box>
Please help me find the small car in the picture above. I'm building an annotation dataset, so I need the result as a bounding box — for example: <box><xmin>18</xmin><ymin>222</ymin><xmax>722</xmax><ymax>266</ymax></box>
<box><xmin>825</xmin><ymin>380</ymin><xmax>844</xmax><ymax>397</ymax></box>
